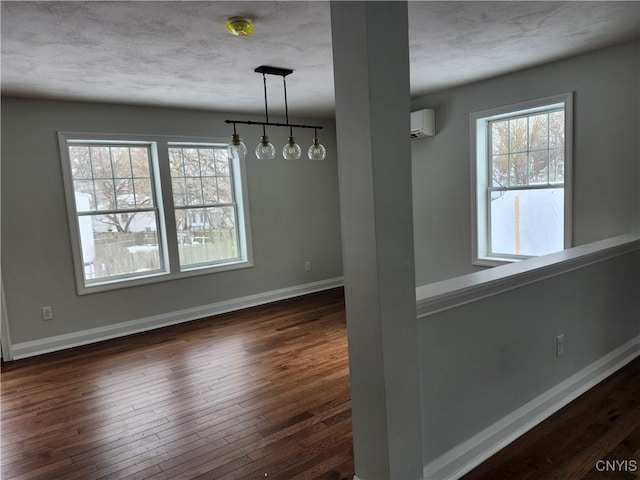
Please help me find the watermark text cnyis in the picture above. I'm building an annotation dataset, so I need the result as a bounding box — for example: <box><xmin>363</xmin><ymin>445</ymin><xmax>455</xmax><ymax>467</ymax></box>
<box><xmin>595</xmin><ymin>460</ymin><xmax>637</xmax><ymax>473</ymax></box>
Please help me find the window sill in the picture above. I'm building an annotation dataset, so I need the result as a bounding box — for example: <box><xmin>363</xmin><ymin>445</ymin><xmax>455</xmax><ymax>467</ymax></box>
<box><xmin>78</xmin><ymin>259</ymin><xmax>253</xmax><ymax>295</ymax></box>
<box><xmin>473</xmin><ymin>257</ymin><xmax>521</xmax><ymax>267</ymax></box>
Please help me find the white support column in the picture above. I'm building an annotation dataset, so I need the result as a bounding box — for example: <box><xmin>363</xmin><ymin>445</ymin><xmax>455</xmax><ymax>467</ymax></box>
<box><xmin>330</xmin><ymin>2</ymin><xmax>423</xmax><ymax>479</ymax></box>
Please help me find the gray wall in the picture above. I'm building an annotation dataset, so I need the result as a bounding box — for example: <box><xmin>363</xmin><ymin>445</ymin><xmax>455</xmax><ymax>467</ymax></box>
<box><xmin>419</xmin><ymin>249</ymin><xmax>640</xmax><ymax>463</ymax></box>
<box><xmin>1</xmin><ymin>98</ymin><xmax>342</xmax><ymax>345</ymax></box>
<box><xmin>412</xmin><ymin>40</ymin><xmax>640</xmax><ymax>286</ymax></box>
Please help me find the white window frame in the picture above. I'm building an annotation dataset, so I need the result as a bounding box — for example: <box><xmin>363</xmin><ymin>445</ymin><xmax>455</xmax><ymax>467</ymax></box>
<box><xmin>470</xmin><ymin>93</ymin><xmax>573</xmax><ymax>266</ymax></box>
<box><xmin>58</xmin><ymin>132</ymin><xmax>253</xmax><ymax>294</ymax></box>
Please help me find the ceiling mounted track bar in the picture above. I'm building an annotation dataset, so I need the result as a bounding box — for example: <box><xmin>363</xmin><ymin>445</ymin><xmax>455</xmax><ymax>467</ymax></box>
<box><xmin>224</xmin><ymin>119</ymin><xmax>323</xmax><ymax>130</ymax></box>
<box><xmin>254</xmin><ymin>65</ymin><xmax>293</xmax><ymax>77</ymax></box>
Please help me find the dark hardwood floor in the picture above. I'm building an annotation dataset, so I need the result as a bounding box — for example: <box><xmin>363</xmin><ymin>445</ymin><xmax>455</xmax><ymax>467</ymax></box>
<box><xmin>462</xmin><ymin>355</ymin><xmax>640</xmax><ymax>480</ymax></box>
<box><xmin>1</xmin><ymin>288</ymin><xmax>353</xmax><ymax>480</ymax></box>
<box><xmin>3</xmin><ymin>285</ymin><xmax>640</xmax><ymax>480</ymax></box>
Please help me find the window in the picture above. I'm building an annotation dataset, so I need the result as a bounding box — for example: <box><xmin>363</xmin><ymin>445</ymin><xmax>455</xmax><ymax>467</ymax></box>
<box><xmin>471</xmin><ymin>93</ymin><xmax>572</xmax><ymax>265</ymax></box>
<box><xmin>168</xmin><ymin>144</ymin><xmax>241</xmax><ymax>269</ymax></box>
<box><xmin>58</xmin><ymin>133</ymin><xmax>252</xmax><ymax>294</ymax></box>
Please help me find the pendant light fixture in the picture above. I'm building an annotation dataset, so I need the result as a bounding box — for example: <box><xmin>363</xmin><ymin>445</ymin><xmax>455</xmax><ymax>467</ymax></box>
<box><xmin>225</xmin><ymin>66</ymin><xmax>326</xmax><ymax>161</ymax></box>
<box><xmin>308</xmin><ymin>128</ymin><xmax>327</xmax><ymax>161</ymax></box>
<box><xmin>226</xmin><ymin>123</ymin><xmax>247</xmax><ymax>161</ymax></box>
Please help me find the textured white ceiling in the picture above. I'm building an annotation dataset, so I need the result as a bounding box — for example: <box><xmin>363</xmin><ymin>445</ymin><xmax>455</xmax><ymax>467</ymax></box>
<box><xmin>2</xmin><ymin>1</ymin><xmax>639</xmax><ymax>119</ymax></box>
<box><xmin>408</xmin><ymin>1</ymin><xmax>640</xmax><ymax>97</ymax></box>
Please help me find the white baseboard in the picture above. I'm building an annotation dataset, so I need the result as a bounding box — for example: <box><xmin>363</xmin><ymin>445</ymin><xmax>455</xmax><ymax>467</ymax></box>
<box><xmin>423</xmin><ymin>335</ymin><xmax>640</xmax><ymax>480</ymax></box>
<box><xmin>10</xmin><ymin>277</ymin><xmax>344</xmax><ymax>360</ymax></box>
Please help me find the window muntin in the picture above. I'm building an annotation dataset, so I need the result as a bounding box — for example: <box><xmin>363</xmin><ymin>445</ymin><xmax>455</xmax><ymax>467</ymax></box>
<box><xmin>471</xmin><ymin>93</ymin><xmax>572</xmax><ymax>265</ymax></box>
<box><xmin>68</xmin><ymin>143</ymin><xmax>165</xmax><ymax>284</ymax></box>
<box><xmin>489</xmin><ymin>108</ymin><xmax>564</xmax><ymax>190</ymax></box>
<box><xmin>168</xmin><ymin>145</ymin><xmax>241</xmax><ymax>269</ymax></box>
<box><xmin>59</xmin><ymin>133</ymin><xmax>252</xmax><ymax>294</ymax></box>
<box><xmin>487</xmin><ymin>107</ymin><xmax>565</xmax><ymax>258</ymax></box>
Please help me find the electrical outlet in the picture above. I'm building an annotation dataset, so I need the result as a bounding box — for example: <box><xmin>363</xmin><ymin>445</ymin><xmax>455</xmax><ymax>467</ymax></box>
<box><xmin>304</xmin><ymin>261</ymin><xmax>311</xmax><ymax>272</ymax></box>
<box><xmin>42</xmin><ymin>306</ymin><xmax>54</xmax><ymax>321</ymax></box>
<box><xmin>556</xmin><ymin>334</ymin><xmax>564</xmax><ymax>356</ymax></box>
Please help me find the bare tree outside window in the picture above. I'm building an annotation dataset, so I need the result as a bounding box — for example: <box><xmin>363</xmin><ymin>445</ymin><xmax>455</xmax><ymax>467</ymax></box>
<box><xmin>68</xmin><ymin>144</ymin><xmax>163</xmax><ymax>282</ymax></box>
<box><xmin>490</xmin><ymin>109</ymin><xmax>564</xmax><ymax>190</ymax></box>
<box><xmin>60</xmin><ymin>133</ymin><xmax>251</xmax><ymax>293</ymax></box>
<box><xmin>168</xmin><ymin>145</ymin><xmax>240</xmax><ymax>267</ymax></box>
<box><xmin>487</xmin><ymin>107</ymin><xmax>566</xmax><ymax>258</ymax></box>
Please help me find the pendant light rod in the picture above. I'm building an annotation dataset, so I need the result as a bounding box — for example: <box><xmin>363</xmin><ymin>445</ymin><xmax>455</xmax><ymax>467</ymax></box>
<box><xmin>225</xmin><ymin>65</ymin><xmax>322</xmax><ymax>129</ymax></box>
<box><xmin>283</xmin><ymin>76</ymin><xmax>294</xmax><ymax>137</ymax></box>
<box><xmin>283</xmin><ymin>77</ymin><xmax>289</xmax><ymax>123</ymax></box>
<box><xmin>261</xmin><ymin>73</ymin><xmax>268</xmax><ymax>136</ymax></box>
<box><xmin>224</xmin><ymin>119</ymin><xmax>323</xmax><ymax>130</ymax></box>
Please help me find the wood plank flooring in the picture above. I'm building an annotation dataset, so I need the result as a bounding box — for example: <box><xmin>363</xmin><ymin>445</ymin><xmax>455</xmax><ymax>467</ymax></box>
<box><xmin>4</xmin><ymin>285</ymin><xmax>640</xmax><ymax>480</ymax></box>
<box><xmin>462</xmin><ymin>355</ymin><xmax>640</xmax><ymax>480</ymax></box>
<box><xmin>1</xmin><ymin>288</ymin><xmax>354</xmax><ymax>480</ymax></box>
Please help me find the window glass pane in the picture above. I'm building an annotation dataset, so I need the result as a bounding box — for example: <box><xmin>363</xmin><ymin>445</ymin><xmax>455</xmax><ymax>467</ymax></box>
<box><xmin>215</xmin><ymin>150</ymin><xmax>230</xmax><ymax>175</ymax></box>
<box><xmin>70</xmin><ymin>146</ymin><xmax>92</xmax><ymax>179</ymax></box>
<box><xmin>168</xmin><ymin>148</ymin><xmax>184</xmax><ymax>178</ymax></box>
<box><xmin>70</xmin><ymin>145</ymin><xmax>155</xmax><ymax>213</ymax></box>
<box><xmin>549</xmin><ymin>111</ymin><xmax>564</xmax><ymax>147</ymax></box>
<box><xmin>217</xmin><ymin>176</ymin><xmax>233</xmax><ymax>203</ymax></box>
<box><xmin>508</xmin><ymin>117</ymin><xmax>527</xmax><ymax>152</ymax></box>
<box><xmin>199</xmin><ymin>148</ymin><xmax>216</xmax><ymax>176</ymax></box>
<box><xmin>95</xmin><ymin>179</ymin><xmax>116</xmax><ymax>210</ymax></box>
<box><xmin>133</xmin><ymin>178</ymin><xmax>154</xmax><ymax>207</ymax></box>
<box><xmin>490</xmin><ymin>188</ymin><xmax>563</xmax><ymax>257</ymax></box>
<box><xmin>549</xmin><ymin>148</ymin><xmax>565</xmax><ymax>183</ymax></box>
<box><xmin>111</xmin><ymin>147</ymin><xmax>133</xmax><ymax>178</ymax></box>
<box><xmin>528</xmin><ymin>113</ymin><xmax>548</xmax><ymax>150</ymax></box>
<box><xmin>169</xmin><ymin>145</ymin><xmax>233</xmax><ymax>208</ymax></box>
<box><xmin>185</xmin><ymin>178</ymin><xmax>203</xmax><ymax>206</ymax></box>
<box><xmin>73</xmin><ymin>180</ymin><xmax>95</xmax><ymax>196</ymax></box>
<box><xmin>80</xmin><ymin>212</ymin><xmax>162</xmax><ymax>283</ymax></box>
<box><xmin>90</xmin><ymin>147</ymin><xmax>113</xmax><ymax>178</ymax></box>
<box><xmin>182</xmin><ymin>148</ymin><xmax>201</xmax><ymax>177</ymax></box>
<box><xmin>491</xmin><ymin>155</ymin><xmax>509</xmax><ymax>187</ymax></box>
<box><xmin>172</xmin><ymin>179</ymin><xmax>186</xmax><ymax>206</ymax></box>
<box><xmin>74</xmin><ymin>189</ymin><xmax>94</xmax><ymax>213</ymax></box>
<box><xmin>202</xmin><ymin>177</ymin><xmax>219</xmax><ymax>204</ymax></box>
<box><xmin>491</xmin><ymin>121</ymin><xmax>508</xmax><ymax>155</ymax></box>
<box><xmin>176</xmin><ymin>206</ymin><xmax>239</xmax><ymax>268</ymax></box>
<box><xmin>509</xmin><ymin>153</ymin><xmax>527</xmax><ymax>186</ymax></box>
<box><xmin>115</xmin><ymin>178</ymin><xmax>136</xmax><ymax>209</ymax></box>
<box><xmin>528</xmin><ymin>150</ymin><xmax>548</xmax><ymax>185</ymax></box>
<box><xmin>130</xmin><ymin>148</ymin><xmax>151</xmax><ymax>178</ymax></box>
<box><xmin>491</xmin><ymin>155</ymin><xmax>508</xmax><ymax>187</ymax></box>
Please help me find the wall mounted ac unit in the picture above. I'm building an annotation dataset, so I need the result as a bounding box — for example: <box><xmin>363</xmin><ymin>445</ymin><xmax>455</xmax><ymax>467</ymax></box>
<box><xmin>410</xmin><ymin>109</ymin><xmax>435</xmax><ymax>139</ymax></box>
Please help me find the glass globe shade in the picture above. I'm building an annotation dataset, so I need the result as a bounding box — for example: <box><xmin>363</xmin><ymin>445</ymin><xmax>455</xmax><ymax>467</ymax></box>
<box><xmin>227</xmin><ymin>134</ymin><xmax>247</xmax><ymax>160</ymax></box>
<box><xmin>255</xmin><ymin>135</ymin><xmax>276</xmax><ymax>160</ymax></box>
<box><xmin>307</xmin><ymin>138</ymin><xmax>327</xmax><ymax>160</ymax></box>
<box><xmin>283</xmin><ymin>137</ymin><xmax>302</xmax><ymax>160</ymax></box>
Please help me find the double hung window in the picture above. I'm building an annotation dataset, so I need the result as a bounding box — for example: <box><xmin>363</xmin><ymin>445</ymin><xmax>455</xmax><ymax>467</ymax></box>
<box><xmin>471</xmin><ymin>93</ymin><xmax>572</xmax><ymax>265</ymax></box>
<box><xmin>59</xmin><ymin>133</ymin><xmax>252</xmax><ymax>293</ymax></box>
